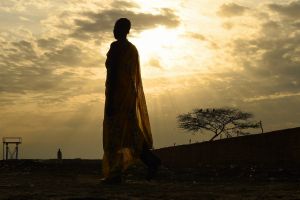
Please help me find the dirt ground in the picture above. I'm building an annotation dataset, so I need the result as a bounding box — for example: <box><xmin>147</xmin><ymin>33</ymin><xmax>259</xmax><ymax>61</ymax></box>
<box><xmin>0</xmin><ymin>160</ymin><xmax>300</xmax><ymax>200</ymax></box>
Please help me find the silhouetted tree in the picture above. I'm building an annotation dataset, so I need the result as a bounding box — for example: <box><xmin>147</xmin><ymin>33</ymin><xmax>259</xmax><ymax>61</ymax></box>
<box><xmin>177</xmin><ymin>107</ymin><xmax>260</xmax><ymax>141</ymax></box>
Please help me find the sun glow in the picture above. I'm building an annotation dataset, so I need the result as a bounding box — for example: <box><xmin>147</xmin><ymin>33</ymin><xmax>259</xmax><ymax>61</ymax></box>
<box><xmin>131</xmin><ymin>27</ymin><xmax>182</xmax><ymax>69</ymax></box>
<box><xmin>131</xmin><ymin>26</ymin><xmax>214</xmax><ymax>78</ymax></box>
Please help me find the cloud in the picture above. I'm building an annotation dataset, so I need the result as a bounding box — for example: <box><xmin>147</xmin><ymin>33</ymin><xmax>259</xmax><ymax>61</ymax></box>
<box><xmin>0</xmin><ymin>0</ymin><xmax>51</xmax><ymax>13</ymax></box>
<box><xmin>19</xmin><ymin>16</ymin><xmax>30</xmax><ymax>21</ymax></box>
<box><xmin>37</xmin><ymin>37</ymin><xmax>60</xmax><ymax>50</ymax></box>
<box><xmin>110</xmin><ymin>0</ymin><xmax>139</xmax><ymax>9</ymax></box>
<box><xmin>71</xmin><ymin>8</ymin><xmax>180</xmax><ymax>40</ymax></box>
<box><xmin>148</xmin><ymin>57</ymin><xmax>162</xmax><ymax>69</ymax></box>
<box><xmin>185</xmin><ymin>32</ymin><xmax>219</xmax><ymax>49</ymax></box>
<box><xmin>0</xmin><ymin>1</ymin><xmax>109</xmax><ymax>108</ymax></box>
<box><xmin>222</xmin><ymin>21</ymin><xmax>234</xmax><ymax>30</ymax></box>
<box><xmin>9</xmin><ymin>40</ymin><xmax>38</xmax><ymax>61</ymax></box>
<box><xmin>235</xmin><ymin>23</ymin><xmax>300</xmax><ymax>78</ymax></box>
<box><xmin>244</xmin><ymin>92</ymin><xmax>300</xmax><ymax>102</ymax></box>
<box><xmin>0</xmin><ymin>0</ymin><xmax>23</xmax><ymax>12</ymax></box>
<box><xmin>217</xmin><ymin>3</ymin><xmax>249</xmax><ymax>17</ymax></box>
<box><xmin>0</xmin><ymin>36</ymin><xmax>104</xmax><ymax>101</ymax></box>
<box><xmin>187</xmin><ymin>32</ymin><xmax>206</xmax><ymax>40</ymax></box>
<box><xmin>269</xmin><ymin>0</ymin><xmax>300</xmax><ymax>18</ymax></box>
<box><xmin>217</xmin><ymin>1</ymin><xmax>300</xmax><ymax>101</ymax></box>
<box><xmin>44</xmin><ymin>44</ymin><xmax>83</xmax><ymax>66</ymax></box>
<box><xmin>292</xmin><ymin>21</ymin><xmax>300</xmax><ymax>28</ymax></box>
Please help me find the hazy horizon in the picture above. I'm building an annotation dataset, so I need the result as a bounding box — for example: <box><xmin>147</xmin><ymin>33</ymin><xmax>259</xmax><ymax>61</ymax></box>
<box><xmin>0</xmin><ymin>0</ymin><xmax>300</xmax><ymax>159</ymax></box>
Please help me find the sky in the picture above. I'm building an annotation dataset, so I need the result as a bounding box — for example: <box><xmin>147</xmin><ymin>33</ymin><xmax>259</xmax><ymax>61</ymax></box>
<box><xmin>0</xmin><ymin>0</ymin><xmax>300</xmax><ymax>159</ymax></box>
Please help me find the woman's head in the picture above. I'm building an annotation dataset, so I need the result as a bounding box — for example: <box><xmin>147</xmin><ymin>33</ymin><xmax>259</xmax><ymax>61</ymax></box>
<box><xmin>113</xmin><ymin>18</ymin><xmax>131</xmax><ymax>40</ymax></box>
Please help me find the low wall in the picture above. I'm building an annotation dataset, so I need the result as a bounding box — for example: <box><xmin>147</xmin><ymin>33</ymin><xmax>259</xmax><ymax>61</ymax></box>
<box><xmin>154</xmin><ymin>127</ymin><xmax>300</xmax><ymax>168</ymax></box>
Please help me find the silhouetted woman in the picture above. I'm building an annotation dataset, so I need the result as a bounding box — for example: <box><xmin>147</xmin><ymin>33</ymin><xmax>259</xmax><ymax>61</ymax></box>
<box><xmin>102</xmin><ymin>18</ymin><xmax>161</xmax><ymax>184</ymax></box>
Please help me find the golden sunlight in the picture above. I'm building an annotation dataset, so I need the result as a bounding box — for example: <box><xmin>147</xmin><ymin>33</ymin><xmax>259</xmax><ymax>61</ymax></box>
<box><xmin>131</xmin><ymin>26</ymin><xmax>214</xmax><ymax>79</ymax></box>
<box><xmin>131</xmin><ymin>27</ymin><xmax>181</xmax><ymax>68</ymax></box>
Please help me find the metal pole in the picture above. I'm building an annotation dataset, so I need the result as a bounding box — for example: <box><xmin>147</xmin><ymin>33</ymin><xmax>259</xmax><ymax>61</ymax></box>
<box><xmin>5</xmin><ymin>143</ymin><xmax>8</xmax><ymax>160</ymax></box>
<box><xmin>16</xmin><ymin>144</ymin><xmax>19</xmax><ymax>160</ymax></box>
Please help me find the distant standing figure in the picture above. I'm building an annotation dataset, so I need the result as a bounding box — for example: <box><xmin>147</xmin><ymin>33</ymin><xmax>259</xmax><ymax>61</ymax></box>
<box><xmin>57</xmin><ymin>148</ymin><xmax>62</xmax><ymax>160</ymax></box>
<box><xmin>102</xmin><ymin>18</ymin><xmax>161</xmax><ymax>184</ymax></box>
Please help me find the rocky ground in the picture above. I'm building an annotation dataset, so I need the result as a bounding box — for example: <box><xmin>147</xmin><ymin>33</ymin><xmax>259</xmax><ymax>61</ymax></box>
<box><xmin>0</xmin><ymin>159</ymin><xmax>300</xmax><ymax>200</ymax></box>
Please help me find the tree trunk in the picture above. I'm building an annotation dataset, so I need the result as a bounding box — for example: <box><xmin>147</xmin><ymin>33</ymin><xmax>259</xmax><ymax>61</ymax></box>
<box><xmin>209</xmin><ymin>132</ymin><xmax>221</xmax><ymax>141</ymax></box>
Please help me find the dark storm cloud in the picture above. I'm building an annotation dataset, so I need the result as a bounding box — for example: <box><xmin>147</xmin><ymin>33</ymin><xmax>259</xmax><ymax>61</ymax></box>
<box><xmin>217</xmin><ymin>3</ymin><xmax>248</xmax><ymax>17</ymax></box>
<box><xmin>269</xmin><ymin>0</ymin><xmax>300</xmax><ymax>18</ymax></box>
<box><xmin>71</xmin><ymin>8</ymin><xmax>180</xmax><ymax>40</ymax></box>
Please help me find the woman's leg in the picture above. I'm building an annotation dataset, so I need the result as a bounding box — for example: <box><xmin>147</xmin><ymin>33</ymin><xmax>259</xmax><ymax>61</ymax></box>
<box><xmin>140</xmin><ymin>143</ymin><xmax>161</xmax><ymax>180</ymax></box>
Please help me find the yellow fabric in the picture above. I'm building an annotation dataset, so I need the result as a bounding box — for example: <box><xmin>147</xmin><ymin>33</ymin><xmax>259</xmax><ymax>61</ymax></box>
<box><xmin>102</xmin><ymin>39</ymin><xmax>153</xmax><ymax>178</ymax></box>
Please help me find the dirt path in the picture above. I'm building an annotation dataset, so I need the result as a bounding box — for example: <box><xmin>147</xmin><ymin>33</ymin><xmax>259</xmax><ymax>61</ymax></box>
<box><xmin>1</xmin><ymin>160</ymin><xmax>300</xmax><ymax>200</ymax></box>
